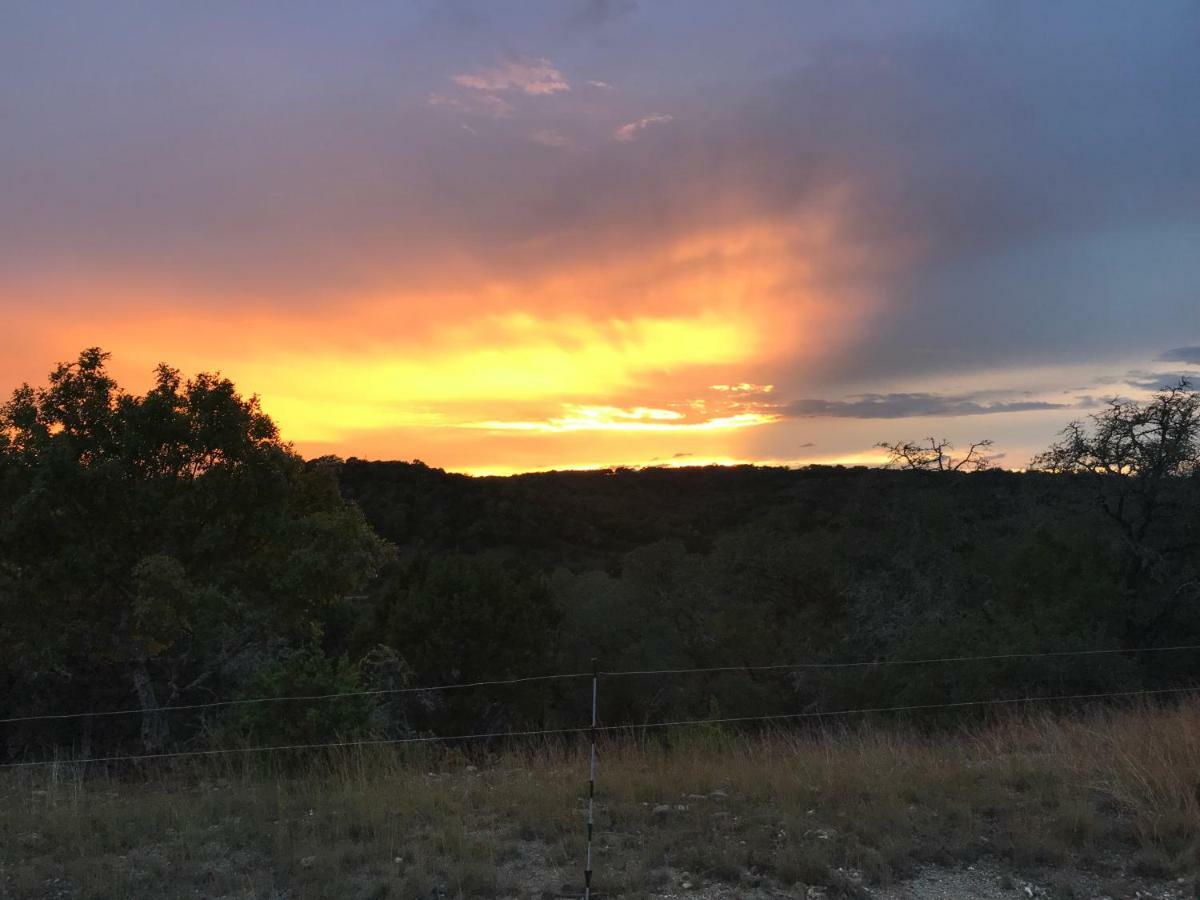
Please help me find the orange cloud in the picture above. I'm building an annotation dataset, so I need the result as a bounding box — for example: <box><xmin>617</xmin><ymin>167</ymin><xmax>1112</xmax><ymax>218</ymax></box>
<box><xmin>471</xmin><ymin>404</ymin><xmax>777</xmax><ymax>434</ymax></box>
<box><xmin>230</xmin><ymin>311</ymin><xmax>762</xmax><ymax>442</ymax></box>
<box><xmin>1</xmin><ymin>193</ymin><xmax>889</xmax><ymax>473</ymax></box>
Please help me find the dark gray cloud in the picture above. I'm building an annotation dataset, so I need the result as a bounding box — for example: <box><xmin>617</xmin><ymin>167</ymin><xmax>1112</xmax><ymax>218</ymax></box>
<box><xmin>1124</xmin><ymin>374</ymin><xmax>1197</xmax><ymax>391</ymax></box>
<box><xmin>785</xmin><ymin>393</ymin><xmax>1068</xmax><ymax>419</ymax></box>
<box><xmin>1161</xmin><ymin>347</ymin><xmax>1200</xmax><ymax>365</ymax></box>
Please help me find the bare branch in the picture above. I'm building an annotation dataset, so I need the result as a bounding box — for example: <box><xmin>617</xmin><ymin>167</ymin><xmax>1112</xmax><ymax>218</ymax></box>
<box><xmin>876</xmin><ymin>437</ymin><xmax>995</xmax><ymax>473</ymax></box>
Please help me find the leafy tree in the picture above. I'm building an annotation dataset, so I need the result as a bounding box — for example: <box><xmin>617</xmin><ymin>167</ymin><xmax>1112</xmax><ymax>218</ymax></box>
<box><xmin>0</xmin><ymin>349</ymin><xmax>392</xmax><ymax>754</ymax></box>
<box><xmin>377</xmin><ymin>554</ymin><xmax>560</xmax><ymax>730</ymax></box>
<box><xmin>386</xmin><ymin>556</ymin><xmax>557</xmax><ymax>679</ymax></box>
<box><xmin>219</xmin><ymin>645</ymin><xmax>375</xmax><ymax>746</ymax></box>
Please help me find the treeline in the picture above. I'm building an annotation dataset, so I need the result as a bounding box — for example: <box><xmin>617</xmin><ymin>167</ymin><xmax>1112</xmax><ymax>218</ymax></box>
<box><xmin>1</xmin><ymin>350</ymin><xmax>1198</xmax><ymax>762</ymax></box>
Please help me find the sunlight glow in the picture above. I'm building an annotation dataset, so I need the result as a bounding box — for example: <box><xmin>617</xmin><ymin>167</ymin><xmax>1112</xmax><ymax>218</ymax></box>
<box><xmin>232</xmin><ymin>312</ymin><xmax>761</xmax><ymax>442</ymax></box>
<box><xmin>470</xmin><ymin>406</ymin><xmax>778</xmax><ymax>434</ymax></box>
<box><xmin>3</xmin><ymin>199</ymin><xmax>888</xmax><ymax>472</ymax></box>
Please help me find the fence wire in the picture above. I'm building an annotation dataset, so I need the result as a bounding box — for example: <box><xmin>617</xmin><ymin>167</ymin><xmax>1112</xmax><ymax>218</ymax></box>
<box><xmin>599</xmin><ymin>642</ymin><xmax>1200</xmax><ymax>677</ymax></box>
<box><xmin>4</xmin><ymin>643</ymin><xmax>1198</xmax><ymax>726</ymax></box>
<box><xmin>3</xmin><ymin>684</ymin><xmax>1194</xmax><ymax>769</ymax></box>
<box><xmin>0</xmin><ymin>671</ymin><xmax>593</xmax><ymax>725</ymax></box>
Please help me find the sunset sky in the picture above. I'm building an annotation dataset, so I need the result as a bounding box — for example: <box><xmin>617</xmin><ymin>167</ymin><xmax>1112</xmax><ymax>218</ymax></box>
<box><xmin>3</xmin><ymin>1</ymin><xmax>1198</xmax><ymax>474</ymax></box>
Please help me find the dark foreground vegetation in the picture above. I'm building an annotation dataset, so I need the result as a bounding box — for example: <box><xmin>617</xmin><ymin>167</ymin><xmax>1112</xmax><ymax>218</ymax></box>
<box><xmin>2</xmin><ymin>349</ymin><xmax>1199</xmax><ymax>896</ymax></box>
<box><xmin>2</xmin><ymin>350</ymin><xmax>1198</xmax><ymax>761</ymax></box>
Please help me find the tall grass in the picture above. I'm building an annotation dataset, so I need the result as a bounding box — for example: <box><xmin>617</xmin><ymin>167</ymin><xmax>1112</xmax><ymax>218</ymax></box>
<box><xmin>2</xmin><ymin>700</ymin><xmax>1199</xmax><ymax>898</ymax></box>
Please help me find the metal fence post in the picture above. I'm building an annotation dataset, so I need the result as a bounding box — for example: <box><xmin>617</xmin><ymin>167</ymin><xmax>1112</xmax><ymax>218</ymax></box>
<box><xmin>585</xmin><ymin>658</ymin><xmax>598</xmax><ymax>899</ymax></box>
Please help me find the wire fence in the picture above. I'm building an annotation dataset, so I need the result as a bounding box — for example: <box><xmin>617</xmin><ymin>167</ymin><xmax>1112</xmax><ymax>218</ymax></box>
<box><xmin>2</xmin><ymin>684</ymin><xmax>1195</xmax><ymax>770</ymax></box>
<box><xmin>599</xmin><ymin>642</ymin><xmax>1200</xmax><ymax>676</ymax></box>
<box><xmin>0</xmin><ymin>670</ymin><xmax>593</xmax><ymax>724</ymax></box>
<box><xmin>4</xmin><ymin>641</ymin><xmax>1198</xmax><ymax>726</ymax></box>
<box><xmin>6</xmin><ymin>643</ymin><xmax>1198</xmax><ymax>899</ymax></box>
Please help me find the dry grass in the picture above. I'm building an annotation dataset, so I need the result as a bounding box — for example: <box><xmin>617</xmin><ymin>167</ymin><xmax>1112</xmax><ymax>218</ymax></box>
<box><xmin>3</xmin><ymin>701</ymin><xmax>1200</xmax><ymax>898</ymax></box>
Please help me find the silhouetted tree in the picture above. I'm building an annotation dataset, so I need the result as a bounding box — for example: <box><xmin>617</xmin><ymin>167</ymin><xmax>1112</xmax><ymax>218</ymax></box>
<box><xmin>876</xmin><ymin>437</ymin><xmax>994</xmax><ymax>472</ymax></box>
<box><xmin>0</xmin><ymin>349</ymin><xmax>391</xmax><ymax>753</ymax></box>
<box><xmin>1031</xmin><ymin>379</ymin><xmax>1200</xmax><ymax>639</ymax></box>
<box><xmin>1031</xmin><ymin>380</ymin><xmax>1198</xmax><ymax>535</ymax></box>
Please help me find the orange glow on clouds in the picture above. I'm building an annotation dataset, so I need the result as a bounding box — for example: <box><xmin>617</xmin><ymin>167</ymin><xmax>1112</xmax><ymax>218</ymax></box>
<box><xmin>471</xmin><ymin>405</ymin><xmax>778</xmax><ymax>434</ymax></box>
<box><xmin>2</xmin><ymin>200</ymin><xmax>889</xmax><ymax>473</ymax></box>
<box><xmin>232</xmin><ymin>311</ymin><xmax>761</xmax><ymax>442</ymax></box>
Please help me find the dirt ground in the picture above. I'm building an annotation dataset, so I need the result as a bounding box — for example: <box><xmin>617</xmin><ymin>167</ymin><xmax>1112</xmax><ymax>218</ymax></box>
<box><xmin>644</xmin><ymin>861</ymin><xmax>1196</xmax><ymax>900</ymax></box>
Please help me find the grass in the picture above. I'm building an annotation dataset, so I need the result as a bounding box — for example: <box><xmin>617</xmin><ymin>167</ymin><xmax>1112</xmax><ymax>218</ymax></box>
<box><xmin>2</xmin><ymin>701</ymin><xmax>1200</xmax><ymax>898</ymax></box>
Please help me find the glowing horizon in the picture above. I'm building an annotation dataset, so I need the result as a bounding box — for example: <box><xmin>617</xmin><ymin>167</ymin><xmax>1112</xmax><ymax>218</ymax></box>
<box><xmin>2</xmin><ymin>3</ymin><xmax>1197</xmax><ymax>474</ymax></box>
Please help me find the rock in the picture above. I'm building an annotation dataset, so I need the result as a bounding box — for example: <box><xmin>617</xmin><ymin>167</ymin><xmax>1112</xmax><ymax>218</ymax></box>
<box><xmin>300</xmin><ymin>855</ymin><xmax>316</xmax><ymax>869</ymax></box>
<box><xmin>652</xmin><ymin>803</ymin><xmax>671</xmax><ymax>814</ymax></box>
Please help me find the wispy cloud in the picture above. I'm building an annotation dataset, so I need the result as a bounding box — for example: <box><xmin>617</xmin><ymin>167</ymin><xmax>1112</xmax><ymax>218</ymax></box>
<box><xmin>587</xmin><ymin>80</ymin><xmax>614</xmax><ymax>90</ymax></box>
<box><xmin>614</xmin><ymin>113</ymin><xmax>673</xmax><ymax>141</ymax></box>
<box><xmin>452</xmin><ymin>56</ymin><xmax>570</xmax><ymax>96</ymax></box>
<box><xmin>710</xmin><ymin>383</ymin><xmax>774</xmax><ymax>394</ymax></box>
<box><xmin>785</xmin><ymin>392</ymin><xmax>1068</xmax><ymax>419</ymax></box>
<box><xmin>1123</xmin><ymin>371</ymin><xmax>1196</xmax><ymax>391</ymax></box>
<box><xmin>468</xmin><ymin>404</ymin><xmax>777</xmax><ymax>433</ymax></box>
<box><xmin>530</xmin><ymin>128</ymin><xmax>571</xmax><ymax>148</ymax></box>
<box><xmin>427</xmin><ymin>92</ymin><xmax>514</xmax><ymax>118</ymax></box>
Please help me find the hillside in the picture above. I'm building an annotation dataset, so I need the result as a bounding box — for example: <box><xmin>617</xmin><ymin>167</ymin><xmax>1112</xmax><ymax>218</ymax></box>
<box><xmin>335</xmin><ymin>460</ymin><xmax>1198</xmax><ymax>707</ymax></box>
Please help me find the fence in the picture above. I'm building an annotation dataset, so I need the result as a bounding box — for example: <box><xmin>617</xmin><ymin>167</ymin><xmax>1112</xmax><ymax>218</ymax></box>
<box><xmin>3</xmin><ymin>641</ymin><xmax>1200</xmax><ymax>897</ymax></box>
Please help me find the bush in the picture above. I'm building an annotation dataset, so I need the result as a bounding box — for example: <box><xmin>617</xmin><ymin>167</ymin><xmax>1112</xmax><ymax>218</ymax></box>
<box><xmin>219</xmin><ymin>645</ymin><xmax>376</xmax><ymax>745</ymax></box>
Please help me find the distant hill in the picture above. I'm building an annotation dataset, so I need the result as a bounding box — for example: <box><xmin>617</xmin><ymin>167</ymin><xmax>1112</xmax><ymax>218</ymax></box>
<box><xmin>337</xmin><ymin>459</ymin><xmax>1076</xmax><ymax>566</ymax></box>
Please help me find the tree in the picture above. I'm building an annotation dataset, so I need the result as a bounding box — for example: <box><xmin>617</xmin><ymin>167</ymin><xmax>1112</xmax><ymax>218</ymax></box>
<box><xmin>377</xmin><ymin>554</ymin><xmax>559</xmax><ymax>731</ymax></box>
<box><xmin>0</xmin><ymin>349</ymin><xmax>392</xmax><ymax>754</ymax></box>
<box><xmin>1031</xmin><ymin>379</ymin><xmax>1200</xmax><ymax>638</ymax></box>
<box><xmin>1031</xmin><ymin>380</ymin><xmax>1198</xmax><ymax>538</ymax></box>
<box><xmin>876</xmin><ymin>437</ymin><xmax>994</xmax><ymax>472</ymax></box>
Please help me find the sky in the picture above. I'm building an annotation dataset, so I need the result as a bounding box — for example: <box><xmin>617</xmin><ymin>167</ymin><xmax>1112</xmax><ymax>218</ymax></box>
<box><xmin>2</xmin><ymin>0</ymin><xmax>1198</xmax><ymax>474</ymax></box>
